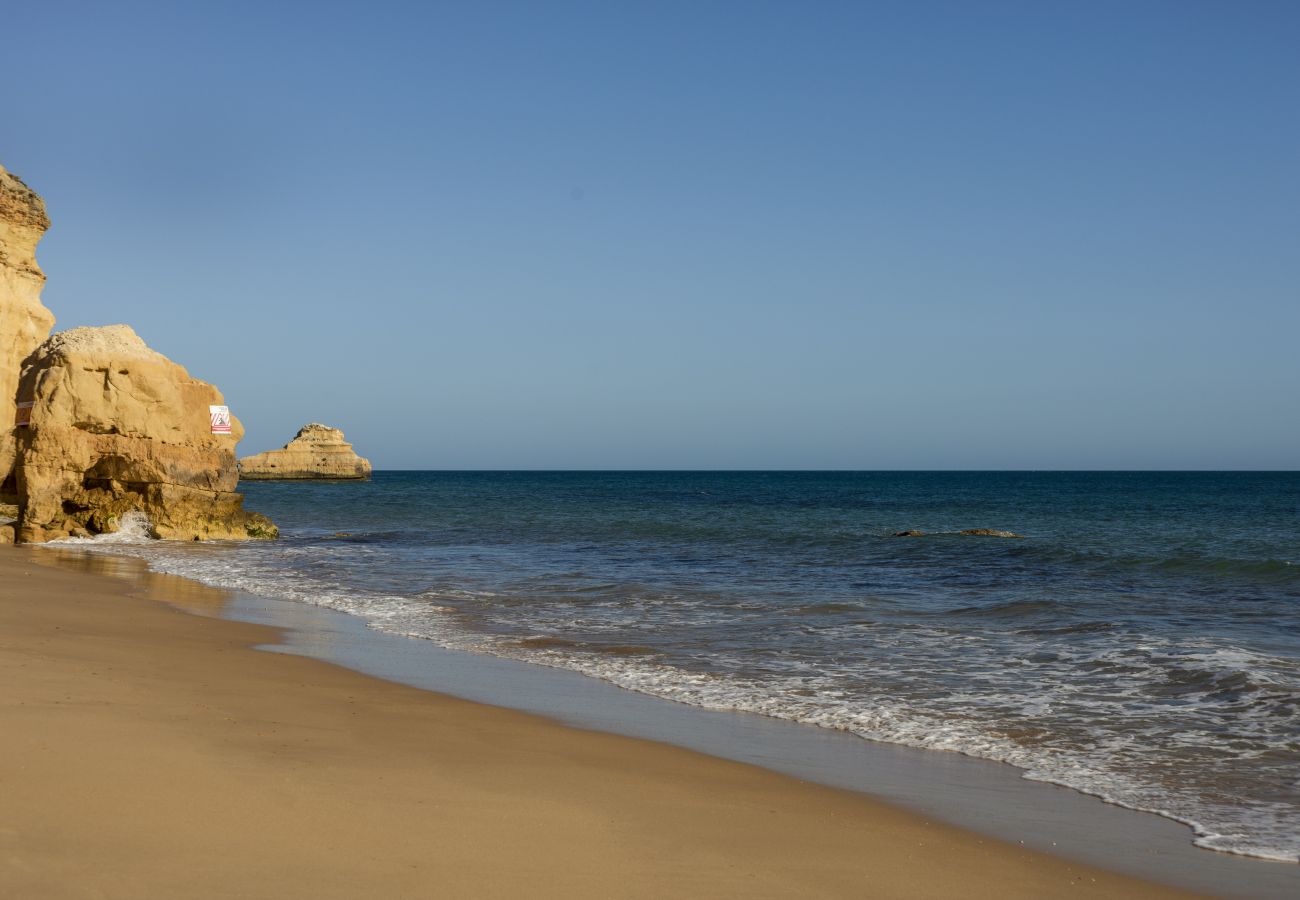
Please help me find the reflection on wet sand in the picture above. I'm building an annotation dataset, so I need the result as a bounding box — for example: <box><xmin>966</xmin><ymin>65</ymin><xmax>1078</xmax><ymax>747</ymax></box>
<box><xmin>31</xmin><ymin>547</ymin><xmax>233</xmax><ymax>618</ymax></box>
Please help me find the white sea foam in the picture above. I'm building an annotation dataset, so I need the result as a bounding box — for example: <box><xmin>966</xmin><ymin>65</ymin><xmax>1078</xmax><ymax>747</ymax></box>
<box><xmin>46</xmin><ymin>510</ymin><xmax>156</xmax><ymax>544</ymax></box>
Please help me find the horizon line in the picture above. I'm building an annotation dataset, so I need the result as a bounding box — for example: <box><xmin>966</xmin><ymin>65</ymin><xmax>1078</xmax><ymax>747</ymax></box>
<box><xmin>348</xmin><ymin>468</ymin><xmax>1300</xmax><ymax>474</ymax></box>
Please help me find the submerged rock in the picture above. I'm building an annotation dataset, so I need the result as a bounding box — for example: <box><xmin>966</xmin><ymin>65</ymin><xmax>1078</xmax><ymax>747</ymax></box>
<box><xmin>239</xmin><ymin>423</ymin><xmax>371</xmax><ymax>480</ymax></box>
<box><xmin>11</xmin><ymin>324</ymin><xmax>278</xmax><ymax>542</ymax></box>
<box><xmin>892</xmin><ymin>529</ymin><xmax>1025</xmax><ymax>538</ymax></box>
<box><xmin>0</xmin><ymin>166</ymin><xmax>58</xmax><ymax>482</ymax></box>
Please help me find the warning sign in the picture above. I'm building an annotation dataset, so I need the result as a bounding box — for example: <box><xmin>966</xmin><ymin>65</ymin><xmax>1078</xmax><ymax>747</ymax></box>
<box><xmin>209</xmin><ymin>405</ymin><xmax>232</xmax><ymax>434</ymax></box>
<box><xmin>15</xmin><ymin>401</ymin><xmax>33</xmax><ymax>428</ymax></box>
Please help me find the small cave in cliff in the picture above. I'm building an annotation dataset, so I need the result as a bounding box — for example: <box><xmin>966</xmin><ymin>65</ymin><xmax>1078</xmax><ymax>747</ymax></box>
<box><xmin>78</xmin><ymin>456</ymin><xmax>150</xmax><ymax>534</ymax></box>
<box><xmin>83</xmin><ymin>454</ymin><xmax>132</xmax><ymax>485</ymax></box>
<box><xmin>81</xmin><ymin>478</ymin><xmax>149</xmax><ymax>497</ymax></box>
<box><xmin>0</xmin><ymin>471</ymin><xmax>16</xmax><ymax>502</ymax></box>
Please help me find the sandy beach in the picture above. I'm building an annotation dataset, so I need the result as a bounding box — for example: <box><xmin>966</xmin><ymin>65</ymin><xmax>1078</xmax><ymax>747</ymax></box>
<box><xmin>0</xmin><ymin>546</ymin><xmax>1195</xmax><ymax>899</ymax></box>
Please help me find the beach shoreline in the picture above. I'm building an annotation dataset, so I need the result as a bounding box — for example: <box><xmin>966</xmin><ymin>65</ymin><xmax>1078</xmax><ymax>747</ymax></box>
<box><xmin>0</xmin><ymin>544</ymin><xmax>1201</xmax><ymax>899</ymax></box>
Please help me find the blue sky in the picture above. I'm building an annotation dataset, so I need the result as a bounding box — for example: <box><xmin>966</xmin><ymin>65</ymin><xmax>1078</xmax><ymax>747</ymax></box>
<box><xmin>4</xmin><ymin>1</ymin><xmax>1297</xmax><ymax>468</ymax></box>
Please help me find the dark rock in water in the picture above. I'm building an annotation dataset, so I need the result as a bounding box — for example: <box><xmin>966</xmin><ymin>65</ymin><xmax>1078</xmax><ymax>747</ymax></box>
<box><xmin>892</xmin><ymin>528</ymin><xmax>1024</xmax><ymax>538</ymax></box>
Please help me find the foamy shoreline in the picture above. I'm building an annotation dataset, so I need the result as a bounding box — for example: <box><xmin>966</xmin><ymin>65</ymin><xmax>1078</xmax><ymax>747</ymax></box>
<box><xmin>19</xmin><ymin>540</ymin><xmax>1300</xmax><ymax>897</ymax></box>
<box><xmin>46</xmin><ymin>500</ymin><xmax>1300</xmax><ymax>869</ymax></box>
<box><xmin>2</xmin><ymin>543</ymin><xmax>1206</xmax><ymax>899</ymax></box>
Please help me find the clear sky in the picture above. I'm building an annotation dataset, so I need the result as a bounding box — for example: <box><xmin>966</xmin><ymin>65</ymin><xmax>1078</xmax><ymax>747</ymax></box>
<box><xmin>4</xmin><ymin>1</ymin><xmax>1297</xmax><ymax>469</ymax></box>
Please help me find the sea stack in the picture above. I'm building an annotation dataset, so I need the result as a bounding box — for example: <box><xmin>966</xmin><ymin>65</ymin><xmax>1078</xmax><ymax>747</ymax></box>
<box><xmin>239</xmin><ymin>423</ymin><xmax>372</xmax><ymax>480</ymax></box>
<box><xmin>10</xmin><ymin>325</ymin><xmax>278</xmax><ymax>542</ymax></box>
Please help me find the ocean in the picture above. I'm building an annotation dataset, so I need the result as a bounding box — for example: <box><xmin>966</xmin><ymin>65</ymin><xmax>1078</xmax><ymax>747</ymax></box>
<box><xmin>62</xmin><ymin>471</ymin><xmax>1300</xmax><ymax>862</ymax></box>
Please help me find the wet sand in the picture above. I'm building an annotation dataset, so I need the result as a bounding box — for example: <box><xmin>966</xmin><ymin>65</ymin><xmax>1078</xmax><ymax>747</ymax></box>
<box><xmin>0</xmin><ymin>546</ymin><xmax>1194</xmax><ymax>898</ymax></box>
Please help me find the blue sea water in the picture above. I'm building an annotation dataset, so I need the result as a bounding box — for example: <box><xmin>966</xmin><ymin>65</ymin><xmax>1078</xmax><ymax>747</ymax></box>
<box><xmin>65</xmin><ymin>471</ymin><xmax>1300</xmax><ymax>861</ymax></box>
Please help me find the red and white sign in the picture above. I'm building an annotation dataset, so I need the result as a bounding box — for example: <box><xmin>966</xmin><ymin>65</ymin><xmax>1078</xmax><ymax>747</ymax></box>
<box><xmin>15</xmin><ymin>401</ymin><xmax>33</xmax><ymax>428</ymax></box>
<box><xmin>209</xmin><ymin>405</ymin><xmax>232</xmax><ymax>434</ymax></box>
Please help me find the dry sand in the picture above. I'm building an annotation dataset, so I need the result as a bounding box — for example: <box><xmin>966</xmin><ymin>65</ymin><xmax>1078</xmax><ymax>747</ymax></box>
<box><xmin>0</xmin><ymin>546</ymin><xmax>1195</xmax><ymax>898</ymax></box>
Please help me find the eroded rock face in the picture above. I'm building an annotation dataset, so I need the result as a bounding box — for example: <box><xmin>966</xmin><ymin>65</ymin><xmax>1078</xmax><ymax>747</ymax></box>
<box><xmin>0</xmin><ymin>166</ymin><xmax>58</xmax><ymax>481</ymax></box>
<box><xmin>12</xmin><ymin>325</ymin><xmax>277</xmax><ymax>542</ymax></box>
<box><xmin>239</xmin><ymin>423</ymin><xmax>371</xmax><ymax>480</ymax></box>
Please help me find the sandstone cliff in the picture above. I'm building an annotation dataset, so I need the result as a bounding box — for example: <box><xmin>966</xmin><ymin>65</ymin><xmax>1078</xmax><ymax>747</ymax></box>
<box><xmin>239</xmin><ymin>423</ymin><xmax>372</xmax><ymax>480</ymax></box>
<box><xmin>10</xmin><ymin>324</ymin><xmax>278</xmax><ymax>542</ymax></box>
<box><xmin>0</xmin><ymin>166</ymin><xmax>58</xmax><ymax>483</ymax></box>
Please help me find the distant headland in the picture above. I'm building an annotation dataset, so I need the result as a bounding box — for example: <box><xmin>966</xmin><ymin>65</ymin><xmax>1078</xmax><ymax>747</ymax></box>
<box><xmin>239</xmin><ymin>423</ymin><xmax>372</xmax><ymax>481</ymax></box>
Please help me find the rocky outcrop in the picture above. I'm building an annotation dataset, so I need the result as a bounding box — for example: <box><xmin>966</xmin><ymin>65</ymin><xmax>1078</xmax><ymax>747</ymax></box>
<box><xmin>10</xmin><ymin>324</ymin><xmax>278</xmax><ymax>542</ymax></box>
<box><xmin>892</xmin><ymin>529</ymin><xmax>1024</xmax><ymax>538</ymax></box>
<box><xmin>958</xmin><ymin>529</ymin><xmax>1024</xmax><ymax>538</ymax></box>
<box><xmin>239</xmin><ymin>423</ymin><xmax>371</xmax><ymax>480</ymax></box>
<box><xmin>0</xmin><ymin>166</ymin><xmax>58</xmax><ymax>482</ymax></box>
